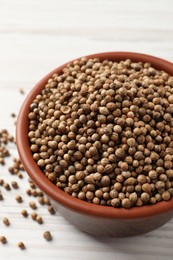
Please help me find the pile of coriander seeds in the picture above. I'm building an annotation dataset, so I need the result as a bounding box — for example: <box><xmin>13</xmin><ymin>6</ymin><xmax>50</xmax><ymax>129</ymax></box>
<box><xmin>28</xmin><ymin>57</ymin><xmax>173</xmax><ymax>209</ymax></box>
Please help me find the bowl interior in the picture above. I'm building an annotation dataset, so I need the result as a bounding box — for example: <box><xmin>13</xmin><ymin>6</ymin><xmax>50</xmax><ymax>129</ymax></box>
<box><xmin>16</xmin><ymin>52</ymin><xmax>173</xmax><ymax>219</ymax></box>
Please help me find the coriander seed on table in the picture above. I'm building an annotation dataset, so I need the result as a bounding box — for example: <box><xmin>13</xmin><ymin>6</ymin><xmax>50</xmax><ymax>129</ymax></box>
<box><xmin>28</xmin><ymin>57</ymin><xmax>173</xmax><ymax>209</ymax></box>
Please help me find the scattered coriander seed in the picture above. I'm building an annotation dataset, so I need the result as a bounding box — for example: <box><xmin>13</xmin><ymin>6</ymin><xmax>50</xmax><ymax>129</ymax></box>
<box><xmin>31</xmin><ymin>190</ymin><xmax>38</xmax><ymax>197</ymax></box>
<box><xmin>38</xmin><ymin>197</ymin><xmax>44</xmax><ymax>205</ymax></box>
<box><xmin>11</xmin><ymin>181</ymin><xmax>19</xmax><ymax>189</ymax></box>
<box><xmin>37</xmin><ymin>190</ymin><xmax>44</xmax><ymax>197</ymax></box>
<box><xmin>29</xmin><ymin>181</ymin><xmax>36</xmax><ymax>189</ymax></box>
<box><xmin>19</xmin><ymin>88</ymin><xmax>25</xmax><ymax>94</ymax></box>
<box><xmin>31</xmin><ymin>212</ymin><xmax>38</xmax><ymax>221</ymax></box>
<box><xmin>15</xmin><ymin>195</ymin><xmax>23</xmax><ymax>203</ymax></box>
<box><xmin>21</xmin><ymin>209</ymin><xmax>28</xmax><ymax>217</ymax></box>
<box><xmin>43</xmin><ymin>197</ymin><xmax>50</xmax><ymax>205</ymax></box>
<box><xmin>43</xmin><ymin>231</ymin><xmax>52</xmax><ymax>241</ymax></box>
<box><xmin>0</xmin><ymin>157</ymin><xmax>5</xmax><ymax>165</ymax></box>
<box><xmin>29</xmin><ymin>201</ymin><xmax>37</xmax><ymax>209</ymax></box>
<box><xmin>0</xmin><ymin>236</ymin><xmax>7</xmax><ymax>244</ymax></box>
<box><xmin>0</xmin><ymin>179</ymin><xmax>4</xmax><ymax>185</ymax></box>
<box><xmin>17</xmin><ymin>172</ymin><xmax>23</xmax><ymax>179</ymax></box>
<box><xmin>47</xmin><ymin>206</ymin><xmax>55</xmax><ymax>215</ymax></box>
<box><xmin>11</xmin><ymin>113</ymin><xmax>16</xmax><ymax>118</ymax></box>
<box><xmin>36</xmin><ymin>215</ymin><xmax>43</xmax><ymax>224</ymax></box>
<box><xmin>17</xmin><ymin>241</ymin><xmax>26</xmax><ymax>250</ymax></box>
<box><xmin>26</xmin><ymin>188</ymin><xmax>32</xmax><ymax>196</ymax></box>
<box><xmin>3</xmin><ymin>217</ymin><xmax>10</xmax><ymax>226</ymax></box>
<box><xmin>3</xmin><ymin>182</ymin><xmax>11</xmax><ymax>191</ymax></box>
<box><xmin>0</xmin><ymin>192</ymin><xmax>4</xmax><ymax>200</ymax></box>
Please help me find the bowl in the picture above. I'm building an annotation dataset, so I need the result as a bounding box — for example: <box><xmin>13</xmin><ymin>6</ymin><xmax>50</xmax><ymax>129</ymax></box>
<box><xmin>16</xmin><ymin>52</ymin><xmax>173</xmax><ymax>237</ymax></box>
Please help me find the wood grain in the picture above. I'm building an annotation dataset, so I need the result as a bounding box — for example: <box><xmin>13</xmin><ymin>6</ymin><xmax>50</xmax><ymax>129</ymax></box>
<box><xmin>0</xmin><ymin>0</ymin><xmax>173</xmax><ymax>259</ymax></box>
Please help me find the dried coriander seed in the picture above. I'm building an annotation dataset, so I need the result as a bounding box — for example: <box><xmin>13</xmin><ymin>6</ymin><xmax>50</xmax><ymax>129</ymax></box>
<box><xmin>30</xmin><ymin>182</ymin><xmax>36</xmax><ymax>190</ymax></box>
<box><xmin>0</xmin><ymin>157</ymin><xmax>5</xmax><ymax>165</ymax></box>
<box><xmin>21</xmin><ymin>209</ymin><xmax>28</xmax><ymax>217</ymax></box>
<box><xmin>3</xmin><ymin>183</ymin><xmax>11</xmax><ymax>191</ymax></box>
<box><xmin>31</xmin><ymin>212</ymin><xmax>38</xmax><ymax>221</ymax></box>
<box><xmin>162</xmin><ymin>191</ymin><xmax>171</xmax><ymax>201</ymax></box>
<box><xmin>47</xmin><ymin>206</ymin><xmax>55</xmax><ymax>215</ymax></box>
<box><xmin>19</xmin><ymin>88</ymin><xmax>25</xmax><ymax>94</ymax></box>
<box><xmin>0</xmin><ymin>236</ymin><xmax>7</xmax><ymax>244</ymax></box>
<box><xmin>26</xmin><ymin>188</ymin><xmax>32</xmax><ymax>196</ymax></box>
<box><xmin>31</xmin><ymin>190</ymin><xmax>37</xmax><ymax>197</ymax></box>
<box><xmin>0</xmin><ymin>179</ymin><xmax>4</xmax><ymax>185</ymax></box>
<box><xmin>43</xmin><ymin>231</ymin><xmax>52</xmax><ymax>241</ymax></box>
<box><xmin>36</xmin><ymin>215</ymin><xmax>43</xmax><ymax>224</ymax></box>
<box><xmin>17</xmin><ymin>241</ymin><xmax>26</xmax><ymax>250</ymax></box>
<box><xmin>11</xmin><ymin>181</ymin><xmax>19</xmax><ymax>189</ymax></box>
<box><xmin>3</xmin><ymin>217</ymin><xmax>10</xmax><ymax>226</ymax></box>
<box><xmin>0</xmin><ymin>192</ymin><xmax>4</xmax><ymax>200</ymax></box>
<box><xmin>141</xmin><ymin>192</ymin><xmax>150</xmax><ymax>204</ymax></box>
<box><xmin>43</xmin><ymin>197</ymin><xmax>50</xmax><ymax>205</ymax></box>
<box><xmin>38</xmin><ymin>197</ymin><xmax>44</xmax><ymax>205</ymax></box>
<box><xmin>17</xmin><ymin>172</ymin><xmax>23</xmax><ymax>179</ymax></box>
<box><xmin>15</xmin><ymin>195</ymin><xmax>23</xmax><ymax>203</ymax></box>
<box><xmin>121</xmin><ymin>198</ymin><xmax>131</xmax><ymax>208</ymax></box>
<box><xmin>29</xmin><ymin>201</ymin><xmax>37</xmax><ymax>209</ymax></box>
<box><xmin>129</xmin><ymin>192</ymin><xmax>138</xmax><ymax>204</ymax></box>
<box><xmin>111</xmin><ymin>198</ymin><xmax>120</xmax><ymax>207</ymax></box>
<box><xmin>115</xmin><ymin>148</ymin><xmax>125</xmax><ymax>158</ymax></box>
<box><xmin>11</xmin><ymin>113</ymin><xmax>16</xmax><ymax>118</ymax></box>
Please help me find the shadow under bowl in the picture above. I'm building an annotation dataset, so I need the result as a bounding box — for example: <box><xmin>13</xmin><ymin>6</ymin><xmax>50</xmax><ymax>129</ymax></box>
<box><xmin>16</xmin><ymin>52</ymin><xmax>173</xmax><ymax>237</ymax></box>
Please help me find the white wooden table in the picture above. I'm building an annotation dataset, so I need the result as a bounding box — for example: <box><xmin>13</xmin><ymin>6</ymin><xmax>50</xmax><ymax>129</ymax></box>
<box><xmin>0</xmin><ymin>0</ymin><xmax>173</xmax><ymax>259</ymax></box>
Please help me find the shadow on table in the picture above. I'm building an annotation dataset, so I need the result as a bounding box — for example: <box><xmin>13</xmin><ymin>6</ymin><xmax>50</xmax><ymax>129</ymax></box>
<box><xmin>84</xmin><ymin>220</ymin><xmax>173</xmax><ymax>260</ymax></box>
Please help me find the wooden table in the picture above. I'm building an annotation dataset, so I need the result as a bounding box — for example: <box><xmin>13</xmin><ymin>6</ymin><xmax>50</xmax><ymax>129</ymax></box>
<box><xmin>0</xmin><ymin>0</ymin><xmax>173</xmax><ymax>259</ymax></box>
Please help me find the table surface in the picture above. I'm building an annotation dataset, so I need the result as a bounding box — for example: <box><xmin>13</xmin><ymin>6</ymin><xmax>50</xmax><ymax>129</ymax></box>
<box><xmin>0</xmin><ymin>0</ymin><xmax>173</xmax><ymax>259</ymax></box>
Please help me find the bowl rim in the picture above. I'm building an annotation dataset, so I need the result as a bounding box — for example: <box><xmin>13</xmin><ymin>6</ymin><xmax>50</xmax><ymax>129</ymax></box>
<box><xmin>16</xmin><ymin>51</ymin><xmax>173</xmax><ymax>219</ymax></box>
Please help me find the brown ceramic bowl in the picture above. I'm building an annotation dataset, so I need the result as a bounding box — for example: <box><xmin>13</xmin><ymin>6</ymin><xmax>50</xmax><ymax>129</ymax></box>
<box><xmin>16</xmin><ymin>52</ymin><xmax>173</xmax><ymax>237</ymax></box>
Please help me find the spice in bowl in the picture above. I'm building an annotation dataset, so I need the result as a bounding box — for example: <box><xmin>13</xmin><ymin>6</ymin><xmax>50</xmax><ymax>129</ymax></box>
<box><xmin>27</xmin><ymin>57</ymin><xmax>173</xmax><ymax>209</ymax></box>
